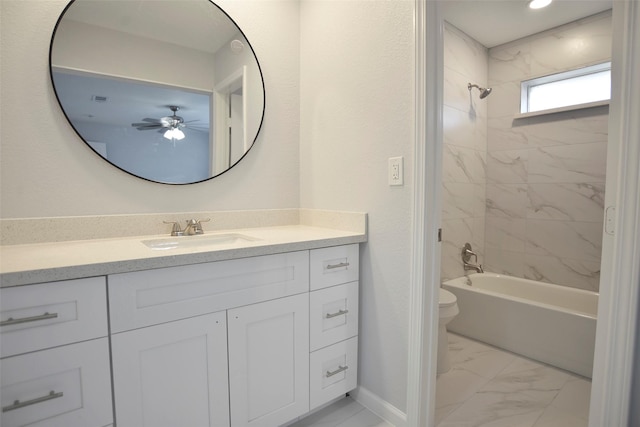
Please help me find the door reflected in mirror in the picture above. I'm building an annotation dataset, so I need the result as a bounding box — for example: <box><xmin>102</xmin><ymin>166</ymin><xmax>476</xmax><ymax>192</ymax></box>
<box><xmin>50</xmin><ymin>0</ymin><xmax>265</xmax><ymax>184</ymax></box>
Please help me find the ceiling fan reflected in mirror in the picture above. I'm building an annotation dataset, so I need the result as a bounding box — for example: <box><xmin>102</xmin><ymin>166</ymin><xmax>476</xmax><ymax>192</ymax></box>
<box><xmin>131</xmin><ymin>105</ymin><xmax>206</xmax><ymax>141</ymax></box>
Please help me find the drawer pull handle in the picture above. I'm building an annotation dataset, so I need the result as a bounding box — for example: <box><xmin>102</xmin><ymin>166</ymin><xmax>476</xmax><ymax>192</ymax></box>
<box><xmin>326</xmin><ymin>365</ymin><xmax>349</xmax><ymax>378</ymax></box>
<box><xmin>2</xmin><ymin>390</ymin><xmax>64</xmax><ymax>413</ymax></box>
<box><xmin>326</xmin><ymin>262</ymin><xmax>349</xmax><ymax>270</ymax></box>
<box><xmin>0</xmin><ymin>312</ymin><xmax>58</xmax><ymax>327</ymax></box>
<box><xmin>326</xmin><ymin>309</ymin><xmax>349</xmax><ymax>319</ymax></box>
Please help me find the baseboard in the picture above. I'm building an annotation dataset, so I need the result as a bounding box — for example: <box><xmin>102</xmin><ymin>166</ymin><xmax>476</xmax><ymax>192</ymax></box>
<box><xmin>350</xmin><ymin>386</ymin><xmax>407</xmax><ymax>427</ymax></box>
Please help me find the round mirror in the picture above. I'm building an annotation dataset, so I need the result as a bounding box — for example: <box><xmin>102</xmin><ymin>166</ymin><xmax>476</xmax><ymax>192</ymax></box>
<box><xmin>50</xmin><ymin>0</ymin><xmax>265</xmax><ymax>185</ymax></box>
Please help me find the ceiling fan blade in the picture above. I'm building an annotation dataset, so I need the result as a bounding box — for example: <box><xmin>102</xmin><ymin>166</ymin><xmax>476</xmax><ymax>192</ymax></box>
<box><xmin>132</xmin><ymin>123</ymin><xmax>164</xmax><ymax>130</ymax></box>
<box><xmin>184</xmin><ymin>125</ymin><xmax>209</xmax><ymax>132</ymax></box>
<box><xmin>141</xmin><ymin>118</ymin><xmax>162</xmax><ymax>123</ymax></box>
<box><xmin>132</xmin><ymin>122</ymin><xmax>162</xmax><ymax>126</ymax></box>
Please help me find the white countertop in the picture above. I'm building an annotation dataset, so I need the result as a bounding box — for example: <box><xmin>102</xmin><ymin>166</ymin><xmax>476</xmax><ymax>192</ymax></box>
<box><xmin>0</xmin><ymin>225</ymin><xmax>366</xmax><ymax>287</ymax></box>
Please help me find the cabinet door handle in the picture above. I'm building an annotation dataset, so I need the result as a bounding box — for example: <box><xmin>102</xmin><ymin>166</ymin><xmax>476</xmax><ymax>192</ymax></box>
<box><xmin>2</xmin><ymin>390</ymin><xmax>64</xmax><ymax>413</ymax></box>
<box><xmin>325</xmin><ymin>309</ymin><xmax>349</xmax><ymax>319</ymax></box>
<box><xmin>326</xmin><ymin>365</ymin><xmax>349</xmax><ymax>378</ymax></box>
<box><xmin>326</xmin><ymin>262</ymin><xmax>349</xmax><ymax>270</ymax></box>
<box><xmin>0</xmin><ymin>312</ymin><xmax>58</xmax><ymax>327</ymax></box>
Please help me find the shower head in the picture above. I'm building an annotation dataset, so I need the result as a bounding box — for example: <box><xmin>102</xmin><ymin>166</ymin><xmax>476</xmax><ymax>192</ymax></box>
<box><xmin>468</xmin><ymin>83</ymin><xmax>492</xmax><ymax>99</ymax></box>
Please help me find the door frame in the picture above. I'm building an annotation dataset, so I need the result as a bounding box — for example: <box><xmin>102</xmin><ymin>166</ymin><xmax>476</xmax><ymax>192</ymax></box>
<box><xmin>406</xmin><ymin>1</ymin><xmax>640</xmax><ymax>426</ymax></box>
<box><xmin>406</xmin><ymin>1</ymin><xmax>442</xmax><ymax>426</ymax></box>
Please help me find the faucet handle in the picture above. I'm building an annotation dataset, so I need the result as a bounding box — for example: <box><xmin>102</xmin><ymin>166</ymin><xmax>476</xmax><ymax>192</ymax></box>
<box><xmin>163</xmin><ymin>221</ymin><xmax>184</xmax><ymax>236</ymax></box>
<box><xmin>186</xmin><ymin>218</ymin><xmax>210</xmax><ymax>235</ymax></box>
<box><xmin>461</xmin><ymin>243</ymin><xmax>478</xmax><ymax>263</ymax></box>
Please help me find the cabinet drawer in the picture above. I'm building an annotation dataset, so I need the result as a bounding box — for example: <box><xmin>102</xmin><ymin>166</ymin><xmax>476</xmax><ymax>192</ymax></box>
<box><xmin>0</xmin><ymin>277</ymin><xmax>108</xmax><ymax>358</ymax></box>
<box><xmin>310</xmin><ymin>245</ymin><xmax>359</xmax><ymax>291</ymax></box>
<box><xmin>0</xmin><ymin>338</ymin><xmax>113</xmax><ymax>427</ymax></box>
<box><xmin>309</xmin><ymin>337</ymin><xmax>358</xmax><ymax>410</ymax></box>
<box><xmin>310</xmin><ymin>281</ymin><xmax>358</xmax><ymax>351</ymax></box>
<box><xmin>109</xmin><ymin>251</ymin><xmax>309</xmax><ymax>333</ymax></box>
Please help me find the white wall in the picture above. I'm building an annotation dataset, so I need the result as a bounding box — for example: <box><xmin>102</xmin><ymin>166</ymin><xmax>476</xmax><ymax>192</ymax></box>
<box><xmin>0</xmin><ymin>0</ymin><xmax>300</xmax><ymax>218</ymax></box>
<box><xmin>299</xmin><ymin>0</ymin><xmax>414</xmax><ymax>412</ymax></box>
<box><xmin>51</xmin><ymin>20</ymin><xmax>216</xmax><ymax>90</ymax></box>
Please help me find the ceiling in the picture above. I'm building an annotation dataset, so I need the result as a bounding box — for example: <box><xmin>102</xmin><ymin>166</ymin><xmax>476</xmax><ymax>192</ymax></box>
<box><xmin>442</xmin><ymin>0</ymin><xmax>613</xmax><ymax>48</ymax></box>
<box><xmin>62</xmin><ymin>0</ymin><xmax>238</xmax><ymax>54</ymax></box>
<box><xmin>52</xmin><ymin>70</ymin><xmax>211</xmax><ymax>129</ymax></box>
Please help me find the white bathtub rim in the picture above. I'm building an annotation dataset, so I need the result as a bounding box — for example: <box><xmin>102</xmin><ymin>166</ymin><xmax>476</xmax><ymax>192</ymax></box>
<box><xmin>443</xmin><ymin>272</ymin><xmax>598</xmax><ymax>319</ymax></box>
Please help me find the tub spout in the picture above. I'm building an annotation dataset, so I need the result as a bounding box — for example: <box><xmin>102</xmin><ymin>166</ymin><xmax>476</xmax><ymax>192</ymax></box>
<box><xmin>464</xmin><ymin>263</ymin><xmax>484</xmax><ymax>273</ymax></box>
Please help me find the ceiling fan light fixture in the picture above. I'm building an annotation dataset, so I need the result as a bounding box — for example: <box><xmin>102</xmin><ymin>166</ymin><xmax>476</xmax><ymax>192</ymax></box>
<box><xmin>164</xmin><ymin>128</ymin><xmax>185</xmax><ymax>141</ymax></box>
<box><xmin>528</xmin><ymin>0</ymin><xmax>552</xmax><ymax>9</ymax></box>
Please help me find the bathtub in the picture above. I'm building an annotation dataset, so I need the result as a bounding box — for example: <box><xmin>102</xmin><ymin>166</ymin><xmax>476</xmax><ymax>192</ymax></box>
<box><xmin>443</xmin><ymin>272</ymin><xmax>598</xmax><ymax>378</ymax></box>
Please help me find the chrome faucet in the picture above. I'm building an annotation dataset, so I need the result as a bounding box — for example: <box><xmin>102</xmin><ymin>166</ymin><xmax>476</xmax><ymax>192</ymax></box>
<box><xmin>462</xmin><ymin>243</ymin><xmax>484</xmax><ymax>273</ymax></box>
<box><xmin>164</xmin><ymin>218</ymin><xmax>210</xmax><ymax>236</ymax></box>
<box><xmin>183</xmin><ymin>218</ymin><xmax>210</xmax><ymax>235</ymax></box>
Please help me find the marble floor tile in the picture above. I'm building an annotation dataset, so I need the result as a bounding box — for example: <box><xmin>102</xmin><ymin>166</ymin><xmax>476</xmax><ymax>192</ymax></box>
<box><xmin>531</xmin><ymin>405</ymin><xmax>588</xmax><ymax>427</ymax></box>
<box><xmin>436</xmin><ymin>334</ymin><xmax>591</xmax><ymax>427</ymax></box>
<box><xmin>438</xmin><ymin>391</ymin><xmax>547</xmax><ymax>427</ymax></box>
<box><xmin>447</xmin><ymin>333</ymin><xmax>476</xmax><ymax>360</ymax></box>
<box><xmin>448</xmin><ymin>336</ymin><xmax>516</xmax><ymax>380</ymax></box>
<box><xmin>436</xmin><ymin>368</ymin><xmax>490</xmax><ymax>409</ymax></box>
<box><xmin>482</xmin><ymin>357</ymin><xmax>569</xmax><ymax>397</ymax></box>
<box><xmin>549</xmin><ymin>376</ymin><xmax>591</xmax><ymax>420</ymax></box>
<box><xmin>435</xmin><ymin>402</ymin><xmax>463</xmax><ymax>426</ymax></box>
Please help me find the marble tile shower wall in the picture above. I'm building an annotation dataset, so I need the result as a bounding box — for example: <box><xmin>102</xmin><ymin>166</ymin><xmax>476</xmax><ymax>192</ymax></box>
<box><xmin>485</xmin><ymin>11</ymin><xmax>612</xmax><ymax>291</ymax></box>
<box><xmin>441</xmin><ymin>24</ymin><xmax>488</xmax><ymax>281</ymax></box>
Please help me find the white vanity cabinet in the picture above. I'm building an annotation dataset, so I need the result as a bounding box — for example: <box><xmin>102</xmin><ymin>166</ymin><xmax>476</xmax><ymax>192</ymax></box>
<box><xmin>0</xmin><ymin>278</ymin><xmax>113</xmax><ymax>427</ymax></box>
<box><xmin>0</xmin><ymin>242</ymin><xmax>360</xmax><ymax>427</ymax></box>
<box><xmin>108</xmin><ymin>250</ymin><xmax>312</xmax><ymax>427</ymax></box>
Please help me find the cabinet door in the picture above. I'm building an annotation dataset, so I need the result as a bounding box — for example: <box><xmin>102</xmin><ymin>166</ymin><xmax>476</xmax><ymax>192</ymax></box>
<box><xmin>228</xmin><ymin>293</ymin><xmax>309</xmax><ymax>427</ymax></box>
<box><xmin>111</xmin><ymin>312</ymin><xmax>229</xmax><ymax>427</ymax></box>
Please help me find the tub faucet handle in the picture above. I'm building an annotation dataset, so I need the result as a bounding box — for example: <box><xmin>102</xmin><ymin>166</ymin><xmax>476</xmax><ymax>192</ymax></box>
<box><xmin>461</xmin><ymin>243</ymin><xmax>477</xmax><ymax>263</ymax></box>
<box><xmin>462</xmin><ymin>243</ymin><xmax>483</xmax><ymax>273</ymax></box>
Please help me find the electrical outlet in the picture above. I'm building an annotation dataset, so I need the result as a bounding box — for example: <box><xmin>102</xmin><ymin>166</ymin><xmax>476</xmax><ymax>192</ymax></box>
<box><xmin>388</xmin><ymin>156</ymin><xmax>403</xmax><ymax>186</ymax></box>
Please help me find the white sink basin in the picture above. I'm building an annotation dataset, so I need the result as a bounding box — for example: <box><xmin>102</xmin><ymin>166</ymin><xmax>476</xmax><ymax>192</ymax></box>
<box><xmin>142</xmin><ymin>233</ymin><xmax>260</xmax><ymax>250</ymax></box>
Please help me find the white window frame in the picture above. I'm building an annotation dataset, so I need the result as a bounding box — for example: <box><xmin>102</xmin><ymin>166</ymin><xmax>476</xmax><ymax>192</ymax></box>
<box><xmin>520</xmin><ymin>61</ymin><xmax>611</xmax><ymax>116</ymax></box>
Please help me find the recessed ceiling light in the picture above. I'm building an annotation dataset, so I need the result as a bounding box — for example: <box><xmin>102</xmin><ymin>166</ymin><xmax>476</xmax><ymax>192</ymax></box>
<box><xmin>529</xmin><ymin>0</ymin><xmax>552</xmax><ymax>9</ymax></box>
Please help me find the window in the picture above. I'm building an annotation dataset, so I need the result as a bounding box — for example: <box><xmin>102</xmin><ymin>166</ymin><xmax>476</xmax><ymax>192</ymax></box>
<box><xmin>520</xmin><ymin>62</ymin><xmax>611</xmax><ymax>114</ymax></box>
